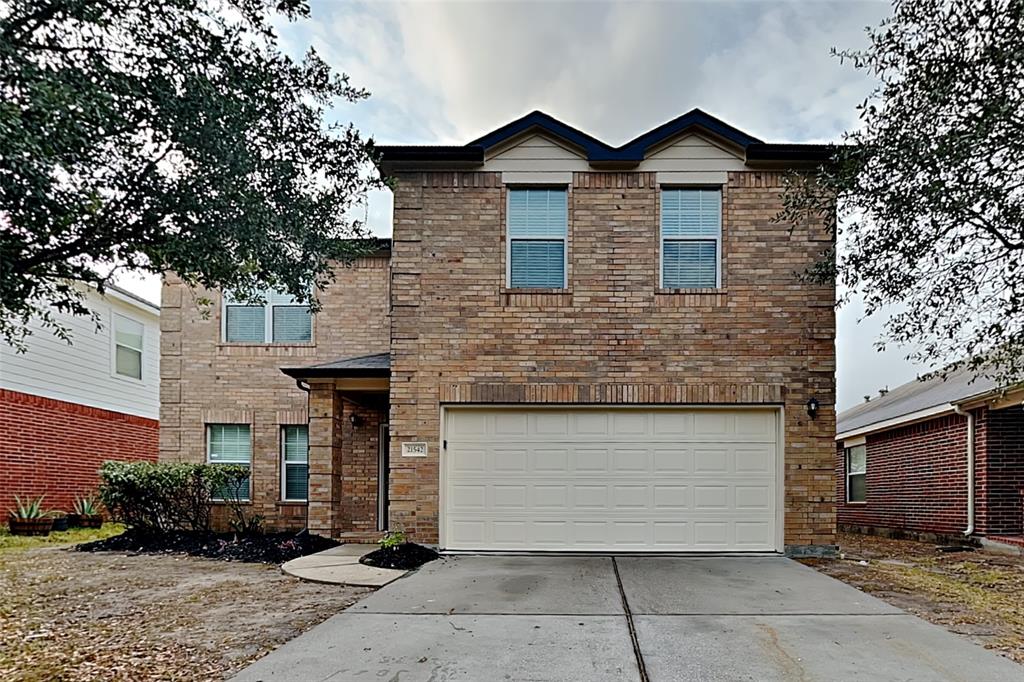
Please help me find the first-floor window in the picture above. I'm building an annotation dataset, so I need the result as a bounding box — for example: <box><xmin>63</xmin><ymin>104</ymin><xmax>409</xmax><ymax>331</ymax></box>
<box><xmin>845</xmin><ymin>444</ymin><xmax>866</xmax><ymax>503</ymax></box>
<box><xmin>207</xmin><ymin>424</ymin><xmax>251</xmax><ymax>501</ymax></box>
<box><xmin>282</xmin><ymin>425</ymin><xmax>309</xmax><ymax>501</ymax></box>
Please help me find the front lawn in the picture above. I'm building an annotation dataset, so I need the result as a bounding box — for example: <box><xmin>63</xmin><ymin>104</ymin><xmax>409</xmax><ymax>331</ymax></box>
<box><xmin>0</xmin><ymin>523</ymin><xmax>124</xmax><ymax>553</ymax></box>
<box><xmin>805</xmin><ymin>532</ymin><xmax>1024</xmax><ymax>664</ymax></box>
<box><xmin>0</xmin><ymin>543</ymin><xmax>370</xmax><ymax>681</ymax></box>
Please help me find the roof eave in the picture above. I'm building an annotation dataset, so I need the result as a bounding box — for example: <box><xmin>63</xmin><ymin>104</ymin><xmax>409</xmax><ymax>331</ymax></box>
<box><xmin>280</xmin><ymin>366</ymin><xmax>390</xmax><ymax>380</ymax></box>
<box><xmin>376</xmin><ymin>146</ymin><xmax>485</xmax><ymax>174</ymax></box>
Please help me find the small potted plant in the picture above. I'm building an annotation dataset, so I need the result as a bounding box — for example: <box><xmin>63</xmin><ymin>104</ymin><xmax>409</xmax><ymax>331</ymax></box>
<box><xmin>8</xmin><ymin>496</ymin><xmax>54</xmax><ymax>536</ymax></box>
<box><xmin>72</xmin><ymin>494</ymin><xmax>103</xmax><ymax>528</ymax></box>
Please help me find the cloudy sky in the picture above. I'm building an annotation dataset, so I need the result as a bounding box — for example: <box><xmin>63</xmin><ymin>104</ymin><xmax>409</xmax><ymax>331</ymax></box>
<box><xmin>116</xmin><ymin>0</ymin><xmax>922</xmax><ymax>412</ymax></box>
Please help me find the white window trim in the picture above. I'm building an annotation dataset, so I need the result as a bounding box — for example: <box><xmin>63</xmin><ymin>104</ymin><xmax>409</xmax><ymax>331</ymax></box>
<box><xmin>110</xmin><ymin>310</ymin><xmax>145</xmax><ymax>383</ymax></box>
<box><xmin>220</xmin><ymin>289</ymin><xmax>313</xmax><ymax>344</ymax></box>
<box><xmin>505</xmin><ymin>187</ymin><xmax>569</xmax><ymax>290</ymax></box>
<box><xmin>206</xmin><ymin>424</ymin><xmax>252</xmax><ymax>502</ymax></box>
<box><xmin>280</xmin><ymin>425</ymin><xmax>309</xmax><ymax>503</ymax></box>
<box><xmin>659</xmin><ymin>187</ymin><xmax>722</xmax><ymax>290</ymax></box>
<box><xmin>845</xmin><ymin>444</ymin><xmax>867</xmax><ymax>504</ymax></box>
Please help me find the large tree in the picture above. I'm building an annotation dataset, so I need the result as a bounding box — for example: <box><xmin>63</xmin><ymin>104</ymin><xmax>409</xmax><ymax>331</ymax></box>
<box><xmin>0</xmin><ymin>0</ymin><xmax>382</xmax><ymax>346</ymax></box>
<box><xmin>782</xmin><ymin>0</ymin><xmax>1024</xmax><ymax>387</ymax></box>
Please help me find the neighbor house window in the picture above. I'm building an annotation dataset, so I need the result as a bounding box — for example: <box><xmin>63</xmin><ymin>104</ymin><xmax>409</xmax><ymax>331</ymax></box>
<box><xmin>113</xmin><ymin>314</ymin><xmax>144</xmax><ymax>380</ymax></box>
<box><xmin>281</xmin><ymin>425</ymin><xmax>309</xmax><ymax>502</ymax></box>
<box><xmin>223</xmin><ymin>289</ymin><xmax>311</xmax><ymax>343</ymax></box>
<box><xmin>207</xmin><ymin>424</ymin><xmax>251</xmax><ymax>501</ymax></box>
<box><xmin>661</xmin><ymin>188</ymin><xmax>721</xmax><ymax>288</ymax></box>
<box><xmin>846</xmin><ymin>444</ymin><xmax>867</xmax><ymax>503</ymax></box>
<box><xmin>507</xmin><ymin>188</ymin><xmax>567</xmax><ymax>288</ymax></box>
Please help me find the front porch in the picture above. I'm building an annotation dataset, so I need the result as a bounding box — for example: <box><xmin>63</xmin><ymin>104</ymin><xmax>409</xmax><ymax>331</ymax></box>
<box><xmin>282</xmin><ymin>353</ymin><xmax>390</xmax><ymax>541</ymax></box>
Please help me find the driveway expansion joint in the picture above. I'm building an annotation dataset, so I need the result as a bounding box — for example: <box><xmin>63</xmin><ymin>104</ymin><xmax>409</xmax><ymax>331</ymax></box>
<box><xmin>612</xmin><ymin>556</ymin><xmax>649</xmax><ymax>682</ymax></box>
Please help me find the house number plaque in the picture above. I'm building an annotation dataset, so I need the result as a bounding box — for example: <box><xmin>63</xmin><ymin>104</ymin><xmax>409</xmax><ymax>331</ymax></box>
<box><xmin>401</xmin><ymin>442</ymin><xmax>428</xmax><ymax>457</ymax></box>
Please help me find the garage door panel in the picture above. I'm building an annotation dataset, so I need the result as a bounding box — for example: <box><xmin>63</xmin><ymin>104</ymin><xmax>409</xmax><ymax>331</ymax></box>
<box><xmin>444</xmin><ymin>517</ymin><xmax>777</xmax><ymax>551</ymax></box>
<box><xmin>443</xmin><ymin>408</ymin><xmax>779</xmax><ymax>552</ymax></box>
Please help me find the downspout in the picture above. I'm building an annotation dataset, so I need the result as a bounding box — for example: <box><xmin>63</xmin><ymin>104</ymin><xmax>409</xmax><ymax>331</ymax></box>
<box><xmin>295</xmin><ymin>379</ymin><xmax>311</xmax><ymax>533</ymax></box>
<box><xmin>952</xmin><ymin>404</ymin><xmax>975</xmax><ymax>537</ymax></box>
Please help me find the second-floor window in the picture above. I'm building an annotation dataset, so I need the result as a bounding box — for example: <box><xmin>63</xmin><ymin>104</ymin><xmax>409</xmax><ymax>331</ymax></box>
<box><xmin>661</xmin><ymin>188</ymin><xmax>721</xmax><ymax>289</ymax></box>
<box><xmin>113</xmin><ymin>314</ymin><xmax>144</xmax><ymax>380</ymax></box>
<box><xmin>507</xmin><ymin>188</ymin><xmax>567</xmax><ymax>288</ymax></box>
<box><xmin>223</xmin><ymin>289</ymin><xmax>312</xmax><ymax>343</ymax></box>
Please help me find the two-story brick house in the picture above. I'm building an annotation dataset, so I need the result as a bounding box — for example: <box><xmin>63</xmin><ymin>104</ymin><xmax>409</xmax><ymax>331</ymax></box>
<box><xmin>159</xmin><ymin>109</ymin><xmax>837</xmax><ymax>555</ymax></box>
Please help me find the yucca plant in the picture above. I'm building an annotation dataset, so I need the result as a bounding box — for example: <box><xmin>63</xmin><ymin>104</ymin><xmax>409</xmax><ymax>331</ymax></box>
<box><xmin>8</xmin><ymin>495</ymin><xmax>53</xmax><ymax>536</ymax></box>
<box><xmin>72</xmin><ymin>495</ymin><xmax>99</xmax><ymax>516</ymax></box>
<box><xmin>10</xmin><ymin>495</ymin><xmax>45</xmax><ymax>520</ymax></box>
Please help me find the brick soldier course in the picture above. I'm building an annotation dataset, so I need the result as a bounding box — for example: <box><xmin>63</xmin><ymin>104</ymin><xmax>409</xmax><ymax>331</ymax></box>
<box><xmin>160</xmin><ymin>109</ymin><xmax>839</xmax><ymax>553</ymax></box>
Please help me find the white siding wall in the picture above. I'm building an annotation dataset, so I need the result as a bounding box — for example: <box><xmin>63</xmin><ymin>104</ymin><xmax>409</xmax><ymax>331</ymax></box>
<box><xmin>0</xmin><ymin>288</ymin><xmax>160</xmax><ymax>419</ymax></box>
<box><xmin>480</xmin><ymin>131</ymin><xmax>746</xmax><ymax>185</ymax></box>
<box><xmin>482</xmin><ymin>134</ymin><xmax>589</xmax><ymax>184</ymax></box>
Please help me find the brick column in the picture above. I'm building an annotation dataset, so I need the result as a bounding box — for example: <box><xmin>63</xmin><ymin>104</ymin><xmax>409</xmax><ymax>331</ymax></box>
<box><xmin>307</xmin><ymin>385</ymin><xmax>341</xmax><ymax>536</ymax></box>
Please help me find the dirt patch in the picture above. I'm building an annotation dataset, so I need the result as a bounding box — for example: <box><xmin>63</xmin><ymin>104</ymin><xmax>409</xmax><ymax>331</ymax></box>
<box><xmin>804</xmin><ymin>532</ymin><xmax>1024</xmax><ymax>664</ymax></box>
<box><xmin>0</xmin><ymin>546</ymin><xmax>370</xmax><ymax>680</ymax></box>
<box><xmin>360</xmin><ymin>542</ymin><xmax>438</xmax><ymax>570</ymax></box>
<box><xmin>76</xmin><ymin>529</ymin><xmax>337</xmax><ymax>564</ymax></box>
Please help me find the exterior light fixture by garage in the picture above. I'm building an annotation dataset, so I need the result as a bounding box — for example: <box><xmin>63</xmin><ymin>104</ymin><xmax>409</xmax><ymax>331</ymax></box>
<box><xmin>806</xmin><ymin>397</ymin><xmax>820</xmax><ymax>419</ymax></box>
<box><xmin>349</xmin><ymin>413</ymin><xmax>363</xmax><ymax>428</ymax></box>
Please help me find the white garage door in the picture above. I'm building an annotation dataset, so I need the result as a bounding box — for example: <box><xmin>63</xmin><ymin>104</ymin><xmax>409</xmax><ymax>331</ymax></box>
<box><xmin>442</xmin><ymin>407</ymin><xmax>780</xmax><ymax>552</ymax></box>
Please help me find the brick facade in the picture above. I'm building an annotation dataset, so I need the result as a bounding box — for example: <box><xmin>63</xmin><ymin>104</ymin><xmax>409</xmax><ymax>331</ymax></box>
<box><xmin>837</xmin><ymin>406</ymin><xmax>1024</xmax><ymax>538</ymax></box>
<box><xmin>158</xmin><ymin>256</ymin><xmax>390</xmax><ymax>531</ymax></box>
<box><xmin>388</xmin><ymin>170</ymin><xmax>836</xmax><ymax>551</ymax></box>
<box><xmin>0</xmin><ymin>388</ymin><xmax>158</xmax><ymax>514</ymax></box>
<box><xmin>976</xmin><ymin>407</ymin><xmax>1024</xmax><ymax>535</ymax></box>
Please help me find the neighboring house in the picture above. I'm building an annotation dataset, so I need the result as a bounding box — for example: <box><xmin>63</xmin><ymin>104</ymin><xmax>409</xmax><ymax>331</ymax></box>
<box><xmin>159</xmin><ymin>109</ymin><xmax>838</xmax><ymax>555</ymax></box>
<box><xmin>0</xmin><ymin>284</ymin><xmax>160</xmax><ymax>514</ymax></box>
<box><xmin>836</xmin><ymin>368</ymin><xmax>1024</xmax><ymax>547</ymax></box>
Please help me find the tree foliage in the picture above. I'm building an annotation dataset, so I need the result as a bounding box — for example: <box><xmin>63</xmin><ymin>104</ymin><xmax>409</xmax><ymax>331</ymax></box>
<box><xmin>781</xmin><ymin>0</ymin><xmax>1024</xmax><ymax>387</ymax></box>
<box><xmin>0</xmin><ymin>0</ymin><xmax>383</xmax><ymax>347</ymax></box>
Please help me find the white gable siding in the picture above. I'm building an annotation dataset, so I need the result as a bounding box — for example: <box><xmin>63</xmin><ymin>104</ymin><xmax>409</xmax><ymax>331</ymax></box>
<box><xmin>637</xmin><ymin>133</ymin><xmax>746</xmax><ymax>184</ymax></box>
<box><xmin>482</xmin><ymin>134</ymin><xmax>589</xmax><ymax>183</ymax></box>
<box><xmin>480</xmin><ymin>132</ymin><xmax>748</xmax><ymax>184</ymax></box>
<box><xmin>0</xmin><ymin>287</ymin><xmax>160</xmax><ymax>419</ymax></box>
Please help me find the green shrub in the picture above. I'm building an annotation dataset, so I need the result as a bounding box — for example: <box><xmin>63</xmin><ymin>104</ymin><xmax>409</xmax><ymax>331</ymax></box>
<box><xmin>379</xmin><ymin>530</ymin><xmax>406</xmax><ymax>550</ymax></box>
<box><xmin>98</xmin><ymin>461</ymin><xmax>251</xmax><ymax>533</ymax></box>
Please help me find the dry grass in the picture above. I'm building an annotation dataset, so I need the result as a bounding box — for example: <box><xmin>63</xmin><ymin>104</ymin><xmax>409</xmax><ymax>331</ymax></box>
<box><xmin>0</xmin><ymin>544</ymin><xmax>370</xmax><ymax>681</ymax></box>
<box><xmin>806</xmin><ymin>533</ymin><xmax>1024</xmax><ymax>664</ymax></box>
<box><xmin>0</xmin><ymin>524</ymin><xmax>124</xmax><ymax>553</ymax></box>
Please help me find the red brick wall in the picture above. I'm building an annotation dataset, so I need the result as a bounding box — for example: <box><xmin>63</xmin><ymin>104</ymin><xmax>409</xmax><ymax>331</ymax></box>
<box><xmin>0</xmin><ymin>388</ymin><xmax>158</xmax><ymax>515</ymax></box>
<box><xmin>837</xmin><ymin>413</ymin><xmax>970</xmax><ymax>535</ymax></box>
<box><xmin>977</xmin><ymin>407</ymin><xmax>1024</xmax><ymax>535</ymax></box>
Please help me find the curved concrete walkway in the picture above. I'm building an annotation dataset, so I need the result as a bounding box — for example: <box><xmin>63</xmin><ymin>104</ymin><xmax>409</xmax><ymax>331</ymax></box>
<box><xmin>282</xmin><ymin>544</ymin><xmax>406</xmax><ymax>587</ymax></box>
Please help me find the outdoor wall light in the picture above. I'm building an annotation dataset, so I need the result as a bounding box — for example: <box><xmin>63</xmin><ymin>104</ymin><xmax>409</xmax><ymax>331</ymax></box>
<box><xmin>349</xmin><ymin>413</ymin><xmax>363</xmax><ymax>428</ymax></box>
<box><xmin>806</xmin><ymin>397</ymin><xmax>820</xmax><ymax>420</ymax></box>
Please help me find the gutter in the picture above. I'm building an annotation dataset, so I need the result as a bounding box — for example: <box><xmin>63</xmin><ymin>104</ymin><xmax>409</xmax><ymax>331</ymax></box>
<box><xmin>295</xmin><ymin>379</ymin><xmax>311</xmax><ymax>533</ymax></box>
<box><xmin>952</xmin><ymin>404</ymin><xmax>976</xmax><ymax>537</ymax></box>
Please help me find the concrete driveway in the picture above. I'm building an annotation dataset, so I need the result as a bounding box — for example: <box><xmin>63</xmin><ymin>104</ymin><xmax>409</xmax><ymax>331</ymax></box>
<box><xmin>234</xmin><ymin>556</ymin><xmax>1024</xmax><ymax>681</ymax></box>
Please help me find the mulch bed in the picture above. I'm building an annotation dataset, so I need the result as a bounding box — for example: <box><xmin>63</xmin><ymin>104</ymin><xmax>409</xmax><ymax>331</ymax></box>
<box><xmin>75</xmin><ymin>529</ymin><xmax>337</xmax><ymax>564</ymax></box>
<box><xmin>360</xmin><ymin>542</ymin><xmax>438</xmax><ymax>569</ymax></box>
